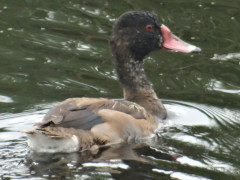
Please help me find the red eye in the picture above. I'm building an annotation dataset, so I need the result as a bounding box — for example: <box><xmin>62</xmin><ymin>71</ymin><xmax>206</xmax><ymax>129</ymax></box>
<box><xmin>145</xmin><ymin>25</ymin><xmax>153</xmax><ymax>31</ymax></box>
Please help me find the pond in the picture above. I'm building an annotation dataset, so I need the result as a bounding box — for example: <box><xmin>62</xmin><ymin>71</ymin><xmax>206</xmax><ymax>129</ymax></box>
<box><xmin>0</xmin><ymin>0</ymin><xmax>240</xmax><ymax>179</ymax></box>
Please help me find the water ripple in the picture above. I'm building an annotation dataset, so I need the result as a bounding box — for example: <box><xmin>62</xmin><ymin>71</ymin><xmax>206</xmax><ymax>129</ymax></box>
<box><xmin>211</xmin><ymin>53</ymin><xmax>240</xmax><ymax>61</ymax></box>
<box><xmin>0</xmin><ymin>95</ymin><xmax>14</xmax><ymax>103</ymax></box>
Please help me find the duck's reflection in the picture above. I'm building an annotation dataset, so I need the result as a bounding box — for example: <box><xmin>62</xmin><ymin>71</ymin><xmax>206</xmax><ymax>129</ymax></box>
<box><xmin>24</xmin><ymin>140</ymin><xmax>178</xmax><ymax>179</ymax></box>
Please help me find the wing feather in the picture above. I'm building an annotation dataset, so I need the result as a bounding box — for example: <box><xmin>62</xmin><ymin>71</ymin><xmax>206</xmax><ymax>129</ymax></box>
<box><xmin>36</xmin><ymin>98</ymin><xmax>151</xmax><ymax>131</ymax></box>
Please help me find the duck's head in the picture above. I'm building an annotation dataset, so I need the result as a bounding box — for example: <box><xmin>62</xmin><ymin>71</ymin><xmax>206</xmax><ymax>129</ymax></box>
<box><xmin>110</xmin><ymin>11</ymin><xmax>201</xmax><ymax>60</ymax></box>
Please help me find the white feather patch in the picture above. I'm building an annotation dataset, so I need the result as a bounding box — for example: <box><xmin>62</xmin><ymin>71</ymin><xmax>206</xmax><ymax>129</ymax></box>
<box><xmin>27</xmin><ymin>133</ymin><xmax>79</xmax><ymax>153</ymax></box>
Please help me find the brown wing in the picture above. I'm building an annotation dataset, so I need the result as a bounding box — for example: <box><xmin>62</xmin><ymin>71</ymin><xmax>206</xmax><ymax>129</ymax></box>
<box><xmin>36</xmin><ymin>97</ymin><xmax>150</xmax><ymax>130</ymax></box>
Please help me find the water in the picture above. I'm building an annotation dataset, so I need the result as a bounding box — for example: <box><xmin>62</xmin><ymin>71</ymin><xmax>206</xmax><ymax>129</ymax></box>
<box><xmin>0</xmin><ymin>0</ymin><xmax>240</xmax><ymax>179</ymax></box>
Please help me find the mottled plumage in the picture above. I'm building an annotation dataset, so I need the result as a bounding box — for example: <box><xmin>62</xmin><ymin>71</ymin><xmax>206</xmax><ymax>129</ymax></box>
<box><xmin>23</xmin><ymin>11</ymin><xmax>200</xmax><ymax>153</ymax></box>
<box><xmin>23</xmin><ymin>98</ymin><xmax>157</xmax><ymax>153</ymax></box>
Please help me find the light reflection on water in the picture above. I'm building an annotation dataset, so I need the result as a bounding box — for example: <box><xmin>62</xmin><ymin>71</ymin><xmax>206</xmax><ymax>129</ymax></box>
<box><xmin>153</xmin><ymin>168</ymin><xmax>211</xmax><ymax>180</ymax></box>
<box><xmin>0</xmin><ymin>95</ymin><xmax>14</xmax><ymax>103</ymax></box>
<box><xmin>208</xmin><ymin>79</ymin><xmax>240</xmax><ymax>94</ymax></box>
<box><xmin>211</xmin><ymin>53</ymin><xmax>240</xmax><ymax>61</ymax></box>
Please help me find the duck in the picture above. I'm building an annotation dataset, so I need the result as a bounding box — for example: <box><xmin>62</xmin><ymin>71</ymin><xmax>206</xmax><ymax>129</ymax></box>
<box><xmin>23</xmin><ymin>11</ymin><xmax>201</xmax><ymax>153</ymax></box>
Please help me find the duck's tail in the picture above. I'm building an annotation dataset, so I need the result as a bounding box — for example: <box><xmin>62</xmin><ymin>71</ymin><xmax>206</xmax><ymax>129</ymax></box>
<box><xmin>22</xmin><ymin>127</ymin><xmax>98</xmax><ymax>153</ymax></box>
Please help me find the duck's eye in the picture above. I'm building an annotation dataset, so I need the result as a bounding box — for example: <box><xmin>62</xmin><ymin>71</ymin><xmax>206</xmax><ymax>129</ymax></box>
<box><xmin>145</xmin><ymin>25</ymin><xmax>153</xmax><ymax>31</ymax></box>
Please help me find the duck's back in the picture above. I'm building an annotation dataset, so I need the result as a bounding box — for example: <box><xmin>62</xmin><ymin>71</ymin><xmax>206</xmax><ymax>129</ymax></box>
<box><xmin>23</xmin><ymin>98</ymin><xmax>157</xmax><ymax>153</ymax></box>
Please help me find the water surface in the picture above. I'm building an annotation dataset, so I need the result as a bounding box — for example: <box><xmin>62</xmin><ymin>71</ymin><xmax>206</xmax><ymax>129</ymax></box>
<box><xmin>0</xmin><ymin>0</ymin><xmax>240</xmax><ymax>179</ymax></box>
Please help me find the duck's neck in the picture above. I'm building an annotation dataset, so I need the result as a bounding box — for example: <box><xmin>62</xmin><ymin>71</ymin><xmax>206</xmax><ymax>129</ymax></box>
<box><xmin>115</xmin><ymin>56</ymin><xmax>151</xmax><ymax>89</ymax></box>
<box><xmin>112</xmin><ymin>51</ymin><xmax>167</xmax><ymax>119</ymax></box>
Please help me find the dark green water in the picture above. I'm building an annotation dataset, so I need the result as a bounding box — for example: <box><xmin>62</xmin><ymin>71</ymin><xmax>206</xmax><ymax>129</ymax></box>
<box><xmin>0</xmin><ymin>0</ymin><xmax>240</xmax><ymax>179</ymax></box>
